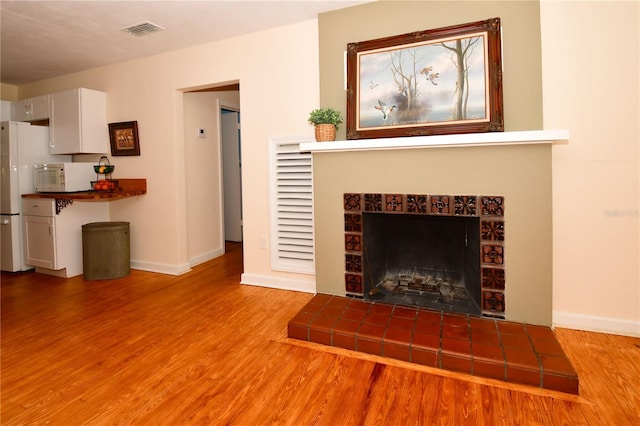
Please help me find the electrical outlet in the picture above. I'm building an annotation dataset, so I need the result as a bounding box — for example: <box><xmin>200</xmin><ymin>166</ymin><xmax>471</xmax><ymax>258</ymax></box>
<box><xmin>197</xmin><ymin>128</ymin><xmax>206</xmax><ymax>138</ymax></box>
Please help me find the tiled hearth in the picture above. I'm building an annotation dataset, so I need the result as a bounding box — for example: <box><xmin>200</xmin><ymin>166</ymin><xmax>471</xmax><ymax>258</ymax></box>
<box><xmin>288</xmin><ymin>294</ymin><xmax>578</xmax><ymax>394</ymax></box>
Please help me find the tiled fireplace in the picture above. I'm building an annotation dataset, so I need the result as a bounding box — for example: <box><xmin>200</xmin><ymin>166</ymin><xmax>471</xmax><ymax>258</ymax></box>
<box><xmin>289</xmin><ymin>132</ymin><xmax>572</xmax><ymax>392</ymax></box>
<box><xmin>343</xmin><ymin>193</ymin><xmax>505</xmax><ymax>319</ymax></box>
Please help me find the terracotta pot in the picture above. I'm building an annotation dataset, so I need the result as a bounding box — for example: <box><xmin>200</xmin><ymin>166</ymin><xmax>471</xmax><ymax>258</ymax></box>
<box><xmin>314</xmin><ymin>124</ymin><xmax>336</xmax><ymax>142</ymax></box>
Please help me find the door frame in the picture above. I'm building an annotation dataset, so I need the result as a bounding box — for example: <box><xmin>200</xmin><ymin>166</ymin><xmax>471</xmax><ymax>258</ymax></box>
<box><xmin>216</xmin><ymin>99</ymin><xmax>241</xmax><ymax>248</ymax></box>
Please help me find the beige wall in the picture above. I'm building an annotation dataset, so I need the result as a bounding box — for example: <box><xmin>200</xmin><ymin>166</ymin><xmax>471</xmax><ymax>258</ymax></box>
<box><xmin>319</xmin><ymin>1</ymin><xmax>544</xmax><ymax>139</ymax></box>
<box><xmin>11</xmin><ymin>20</ymin><xmax>320</xmax><ymax>281</ymax></box>
<box><xmin>0</xmin><ymin>83</ymin><xmax>18</xmax><ymax>101</ymax></box>
<box><xmin>541</xmin><ymin>1</ymin><xmax>639</xmax><ymax>335</ymax></box>
<box><xmin>313</xmin><ymin>144</ymin><xmax>553</xmax><ymax>326</ymax></box>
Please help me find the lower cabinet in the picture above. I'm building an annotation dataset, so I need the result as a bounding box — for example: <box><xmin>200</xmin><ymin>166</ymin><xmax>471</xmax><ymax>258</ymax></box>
<box><xmin>22</xmin><ymin>198</ymin><xmax>109</xmax><ymax>278</ymax></box>
<box><xmin>23</xmin><ymin>215</ymin><xmax>57</xmax><ymax>269</ymax></box>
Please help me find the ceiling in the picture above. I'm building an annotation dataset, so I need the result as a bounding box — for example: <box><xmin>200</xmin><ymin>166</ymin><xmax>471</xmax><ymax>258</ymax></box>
<box><xmin>0</xmin><ymin>0</ymin><xmax>370</xmax><ymax>86</ymax></box>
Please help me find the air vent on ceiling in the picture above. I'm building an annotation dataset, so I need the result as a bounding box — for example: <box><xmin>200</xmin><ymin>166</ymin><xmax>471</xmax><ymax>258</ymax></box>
<box><xmin>121</xmin><ymin>21</ymin><xmax>165</xmax><ymax>37</ymax></box>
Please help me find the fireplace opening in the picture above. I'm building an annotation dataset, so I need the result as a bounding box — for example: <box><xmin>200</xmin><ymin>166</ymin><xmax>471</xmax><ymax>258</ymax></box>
<box><xmin>362</xmin><ymin>213</ymin><xmax>481</xmax><ymax>315</ymax></box>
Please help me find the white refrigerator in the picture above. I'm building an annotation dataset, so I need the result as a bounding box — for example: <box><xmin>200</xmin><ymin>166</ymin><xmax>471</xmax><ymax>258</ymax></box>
<box><xmin>1</xmin><ymin>121</ymin><xmax>71</xmax><ymax>272</ymax></box>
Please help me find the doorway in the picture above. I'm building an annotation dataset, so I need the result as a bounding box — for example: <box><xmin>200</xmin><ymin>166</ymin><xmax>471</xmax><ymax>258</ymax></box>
<box><xmin>220</xmin><ymin>105</ymin><xmax>242</xmax><ymax>242</ymax></box>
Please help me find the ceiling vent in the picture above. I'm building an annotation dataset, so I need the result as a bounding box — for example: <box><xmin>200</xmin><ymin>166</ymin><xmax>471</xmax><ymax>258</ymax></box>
<box><xmin>121</xmin><ymin>21</ymin><xmax>165</xmax><ymax>37</ymax></box>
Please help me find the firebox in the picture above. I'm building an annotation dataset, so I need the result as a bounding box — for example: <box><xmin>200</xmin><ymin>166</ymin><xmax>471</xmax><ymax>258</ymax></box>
<box><xmin>362</xmin><ymin>213</ymin><xmax>481</xmax><ymax>315</ymax></box>
<box><xmin>344</xmin><ymin>193</ymin><xmax>506</xmax><ymax>319</ymax></box>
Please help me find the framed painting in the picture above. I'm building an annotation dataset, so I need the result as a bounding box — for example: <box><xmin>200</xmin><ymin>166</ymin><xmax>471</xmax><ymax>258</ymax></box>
<box><xmin>109</xmin><ymin>121</ymin><xmax>140</xmax><ymax>156</ymax></box>
<box><xmin>346</xmin><ymin>17</ymin><xmax>503</xmax><ymax>140</ymax></box>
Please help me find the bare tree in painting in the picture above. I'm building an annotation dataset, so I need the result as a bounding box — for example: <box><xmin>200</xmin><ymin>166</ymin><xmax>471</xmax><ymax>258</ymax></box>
<box><xmin>387</xmin><ymin>48</ymin><xmax>439</xmax><ymax>123</ymax></box>
<box><xmin>440</xmin><ymin>36</ymin><xmax>481</xmax><ymax>120</ymax></box>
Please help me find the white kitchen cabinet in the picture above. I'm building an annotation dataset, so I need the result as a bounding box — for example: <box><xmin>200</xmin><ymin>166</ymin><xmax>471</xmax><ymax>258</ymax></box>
<box><xmin>49</xmin><ymin>88</ymin><xmax>108</xmax><ymax>154</ymax></box>
<box><xmin>11</xmin><ymin>95</ymin><xmax>50</xmax><ymax>122</ymax></box>
<box><xmin>23</xmin><ymin>215</ymin><xmax>57</xmax><ymax>269</ymax></box>
<box><xmin>22</xmin><ymin>198</ymin><xmax>109</xmax><ymax>277</ymax></box>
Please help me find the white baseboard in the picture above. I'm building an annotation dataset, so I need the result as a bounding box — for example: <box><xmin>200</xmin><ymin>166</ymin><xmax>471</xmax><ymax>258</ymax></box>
<box><xmin>553</xmin><ymin>311</ymin><xmax>640</xmax><ymax>337</ymax></box>
<box><xmin>188</xmin><ymin>248</ymin><xmax>225</xmax><ymax>268</ymax></box>
<box><xmin>130</xmin><ymin>259</ymin><xmax>192</xmax><ymax>276</ymax></box>
<box><xmin>240</xmin><ymin>273</ymin><xmax>316</xmax><ymax>294</ymax></box>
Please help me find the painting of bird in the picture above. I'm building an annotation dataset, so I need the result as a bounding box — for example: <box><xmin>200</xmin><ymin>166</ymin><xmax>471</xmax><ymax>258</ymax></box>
<box><xmin>374</xmin><ymin>99</ymin><xmax>397</xmax><ymax>120</ymax></box>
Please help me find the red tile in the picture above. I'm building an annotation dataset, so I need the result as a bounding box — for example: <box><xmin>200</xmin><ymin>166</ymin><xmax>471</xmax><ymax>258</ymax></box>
<box><xmin>348</xmin><ymin>300</ymin><xmax>371</xmax><ymax>312</ymax></box>
<box><xmin>416</xmin><ymin>309</ymin><xmax>442</xmax><ymax>323</ymax></box>
<box><xmin>470</xmin><ymin>317</ymin><xmax>498</xmax><ymax>331</ymax></box>
<box><xmin>329</xmin><ymin>297</ymin><xmax>352</xmax><ymax>308</ymax></box>
<box><xmin>310</xmin><ymin>294</ymin><xmax>333</xmax><ymax>306</ymax></box>
<box><xmin>310</xmin><ymin>315</ymin><xmax>337</xmax><ymax>332</ymax></box>
<box><xmin>333</xmin><ymin>332</ymin><xmax>356</xmax><ymax>351</ymax></box>
<box><xmin>525</xmin><ymin>324</ymin><xmax>557</xmax><ymax>341</ymax></box>
<box><xmin>539</xmin><ymin>354</ymin><xmax>577</xmax><ymax>376</ymax></box>
<box><xmin>442</xmin><ymin>354</ymin><xmax>472</xmax><ymax>374</ymax></box>
<box><xmin>506</xmin><ymin>366</ymin><xmax>541</xmax><ymax>387</ymax></box>
<box><xmin>411</xmin><ymin>347</ymin><xmax>438</xmax><ymax>367</ymax></box>
<box><xmin>412</xmin><ymin>331</ymin><xmax>440</xmax><ymax>351</ymax></box>
<box><xmin>388</xmin><ymin>316</ymin><xmax>414</xmax><ymax>331</ymax></box>
<box><xmin>443</xmin><ymin>313</ymin><xmax>469</xmax><ymax>327</ymax></box>
<box><xmin>384</xmin><ymin>342</ymin><xmax>410</xmax><ymax>362</ymax></box>
<box><xmin>501</xmin><ymin>333</ymin><xmax>532</xmax><ymax>350</ymax></box>
<box><xmin>358</xmin><ymin>323</ymin><xmax>386</xmax><ymax>340</ymax></box>
<box><xmin>442</xmin><ymin>324</ymin><xmax>470</xmax><ymax>341</ymax></box>
<box><xmin>287</xmin><ymin>323</ymin><xmax>308</xmax><ymax>341</ymax></box>
<box><xmin>364</xmin><ymin>312</ymin><xmax>391</xmax><ymax>326</ymax></box>
<box><xmin>497</xmin><ymin>321</ymin><xmax>526</xmax><ymax>335</ymax></box>
<box><xmin>309</xmin><ymin>328</ymin><xmax>332</xmax><ymax>346</ymax></box>
<box><xmin>472</xmin><ymin>342</ymin><xmax>504</xmax><ymax>363</ymax></box>
<box><xmin>358</xmin><ymin>337</ymin><xmax>382</xmax><ymax>356</ymax></box>
<box><xmin>504</xmin><ymin>347</ymin><xmax>540</xmax><ymax>370</ymax></box>
<box><xmin>341</xmin><ymin>308</ymin><xmax>367</xmax><ymax>322</ymax></box>
<box><xmin>320</xmin><ymin>305</ymin><xmax>345</xmax><ymax>318</ymax></box>
<box><xmin>415</xmin><ymin>320</ymin><xmax>441</xmax><ymax>336</ymax></box>
<box><xmin>333</xmin><ymin>318</ymin><xmax>361</xmax><ymax>335</ymax></box>
<box><xmin>392</xmin><ymin>306</ymin><xmax>417</xmax><ymax>319</ymax></box>
<box><xmin>531</xmin><ymin>338</ymin><xmax>565</xmax><ymax>356</ymax></box>
<box><xmin>473</xmin><ymin>359</ymin><xmax>506</xmax><ymax>381</ymax></box>
<box><xmin>369</xmin><ymin>303</ymin><xmax>394</xmax><ymax>315</ymax></box>
<box><xmin>543</xmin><ymin>373</ymin><xmax>579</xmax><ymax>394</ymax></box>
<box><xmin>384</xmin><ymin>327</ymin><xmax>412</xmax><ymax>345</ymax></box>
<box><xmin>471</xmin><ymin>328</ymin><xmax>500</xmax><ymax>346</ymax></box>
<box><xmin>441</xmin><ymin>337</ymin><xmax>471</xmax><ymax>357</ymax></box>
<box><xmin>301</xmin><ymin>300</ymin><xmax>325</xmax><ymax>314</ymax></box>
<box><xmin>289</xmin><ymin>310</ymin><xmax>316</xmax><ymax>327</ymax></box>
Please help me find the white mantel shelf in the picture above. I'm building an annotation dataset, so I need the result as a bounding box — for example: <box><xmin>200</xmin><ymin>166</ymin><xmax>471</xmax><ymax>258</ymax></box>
<box><xmin>299</xmin><ymin>129</ymin><xmax>569</xmax><ymax>153</ymax></box>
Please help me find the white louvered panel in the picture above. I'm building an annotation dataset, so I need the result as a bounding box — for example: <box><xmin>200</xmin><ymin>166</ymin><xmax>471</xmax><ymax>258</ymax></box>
<box><xmin>268</xmin><ymin>136</ymin><xmax>315</xmax><ymax>274</ymax></box>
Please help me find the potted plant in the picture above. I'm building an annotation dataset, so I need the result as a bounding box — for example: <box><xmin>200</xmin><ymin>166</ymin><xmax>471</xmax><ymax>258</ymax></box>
<box><xmin>308</xmin><ymin>107</ymin><xmax>343</xmax><ymax>142</ymax></box>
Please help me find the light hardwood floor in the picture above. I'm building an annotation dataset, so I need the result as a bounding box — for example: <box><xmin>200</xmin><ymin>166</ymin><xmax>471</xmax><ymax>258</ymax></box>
<box><xmin>2</xmin><ymin>242</ymin><xmax>639</xmax><ymax>425</ymax></box>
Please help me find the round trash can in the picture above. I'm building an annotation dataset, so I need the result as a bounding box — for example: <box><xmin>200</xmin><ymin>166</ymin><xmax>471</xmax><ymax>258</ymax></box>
<box><xmin>82</xmin><ymin>222</ymin><xmax>130</xmax><ymax>280</ymax></box>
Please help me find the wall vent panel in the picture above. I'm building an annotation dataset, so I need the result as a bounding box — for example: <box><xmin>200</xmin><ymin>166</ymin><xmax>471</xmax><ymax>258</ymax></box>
<box><xmin>268</xmin><ymin>136</ymin><xmax>315</xmax><ymax>274</ymax></box>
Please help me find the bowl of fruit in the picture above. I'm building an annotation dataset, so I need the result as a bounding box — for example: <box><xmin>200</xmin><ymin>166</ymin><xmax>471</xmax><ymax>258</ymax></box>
<box><xmin>91</xmin><ymin>179</ymin><xmax>119</xmax><ymax>192</ymax></box>
<box><xmin>94</xmin><ymin>156</ymin><xmax>115</xmax><ymax>174</ymax></box>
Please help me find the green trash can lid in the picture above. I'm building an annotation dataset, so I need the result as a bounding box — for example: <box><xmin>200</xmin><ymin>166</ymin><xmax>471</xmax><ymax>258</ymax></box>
<box><xmin>82</xmin><ymin>221</ymin><xmax>130</xmax><ymax>230</ymax></box>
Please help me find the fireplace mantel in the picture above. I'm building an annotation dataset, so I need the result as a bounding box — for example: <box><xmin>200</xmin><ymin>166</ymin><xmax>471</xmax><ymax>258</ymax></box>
<box><xmin>300</xmin><ymin>129</ymin><xmax>569</xmax><ymax>153</ymax></box>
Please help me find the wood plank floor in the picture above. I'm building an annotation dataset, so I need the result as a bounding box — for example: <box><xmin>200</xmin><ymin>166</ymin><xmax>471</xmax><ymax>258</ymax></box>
<box><xmin>2</xmin><ymin>242</ymin><xmax>639</xmax><ymax>425</ymax></box>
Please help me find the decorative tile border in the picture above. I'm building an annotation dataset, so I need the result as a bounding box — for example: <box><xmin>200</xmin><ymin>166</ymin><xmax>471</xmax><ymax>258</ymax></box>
<box><xmin>344</xmin><ymin>193</ymin><xmax>506</xmax><ymax>319</ymax></box>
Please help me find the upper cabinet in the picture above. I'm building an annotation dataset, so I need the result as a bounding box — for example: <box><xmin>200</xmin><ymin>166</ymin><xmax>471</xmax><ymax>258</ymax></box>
<box><xmin>49</xmin><ymin>88</ymin><xmax>109</xmax><ymax>154</ymax></box>
<box><xmin>11</xmin><ymin>95</ymin><xmax>50</xmax><ymax>122</ymax></box>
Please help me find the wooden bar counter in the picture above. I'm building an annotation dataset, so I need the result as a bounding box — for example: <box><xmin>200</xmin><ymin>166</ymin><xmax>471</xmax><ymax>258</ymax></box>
<box><xmin>22</xmin><ymin>178</ymin><xmax>146</xmax><ymax>201</ymax></box>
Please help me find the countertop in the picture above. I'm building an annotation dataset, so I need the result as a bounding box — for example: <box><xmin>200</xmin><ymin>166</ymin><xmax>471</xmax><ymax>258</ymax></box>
<box><xmin>23</xmin><ymin>178</ymin><xmax>146</xmax><ymax>201</ymax></box>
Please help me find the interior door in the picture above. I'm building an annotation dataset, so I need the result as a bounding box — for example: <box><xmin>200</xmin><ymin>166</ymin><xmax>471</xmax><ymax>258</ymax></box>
<box><xmin>221</xmin><ymin>109</ymin><xmax>242</xmax><ymax>242</ymax></box>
